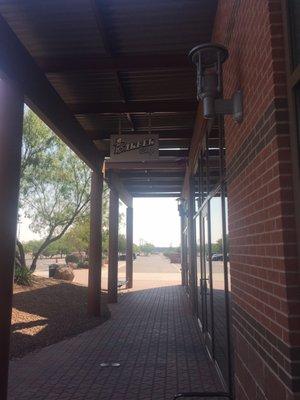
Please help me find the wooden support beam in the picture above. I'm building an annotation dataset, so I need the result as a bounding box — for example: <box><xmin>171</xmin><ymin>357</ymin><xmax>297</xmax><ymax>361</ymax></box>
<box><xmin>109</xmin><ymin>172</ymin><xmax>133</xmax><ymax>208</ymax></box>
<box><xmin>87</xmin><ymin>128</ymin><xmax>193</xmax><ymax>141</ymax></box>
<box><xmin>108</xmin><ymin>189</ymin><xmax>119</xmax><ymax>303</ymax></box>
<box><xmin>133</xmin><ymin>192</ymin><xmax>181</xmax><ymax>197</ymax></box>
<box><xmin>91</xmin><ymin>0</ymin><xmax>135</xmax><ymax>131</ymax></box>
<box><xmin>0</xmin><ymin>78</ymin><xmax>24</xmax><ymax>400</ymax></box>
<box><xmin>37</xmin><ymin>54</ymin><xmax>192</xmax><ymax>73</ymax></box>
<box><xmin>69</xmin><ymin>100</ymin><xmax>197</xmax><ymax>115</ymax></box>
<box><xmin>87</xmin><ymin>168</ymin><xmax>103</xmax><ymax>317</ymax></box>
<box><xmin>0</xmin><ymin>15</ymin><xmax>101</xmax><ymax>170</ymax></box>
<box><xmin>159</xmin><ymin>149</ymin><xmax>189</xmax><ymax>158</ymax></box>
<box><xmin>187</xmin><ymin>175</ymin><xmax>197</xmax><ymax>312</ymax></box>
<box><xmin>158</xmin><ymin>140</ymin><xmax>190</xmax><ymax>149</ymax></box>
<box><xmin>105</xmin><ymin>160</ymin><xmax>186</xmax><ymax>171</ymax></box>
<box><xmin>180</xmin><ymin>213</ymin><xmax>187</xmax><ymax>286</ymax></box>
<box><xmin>126</xmin><ymin>207</ymin><xmax>133</xmax><ymax>289</ymax></box>
<box><xmin>118</xmin><ymin>171</ymin><xmax>185</xmax><ymax>179</ymax></box>
<box><xmin>126</xmin><ymin>183</ymin><xmax>182</xmax><ymax>190</ymax></box>
<box><xmin>122</xmin><ymin>178</ymin><xmax>184</xmax><ymax>185</ymax></box>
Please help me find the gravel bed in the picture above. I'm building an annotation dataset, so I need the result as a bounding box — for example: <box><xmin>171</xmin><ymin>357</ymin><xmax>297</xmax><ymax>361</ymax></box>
<box><xmin>10</xmin><ymin>276</ymin><xmax>110</xmax><ymax>359</ymax></box>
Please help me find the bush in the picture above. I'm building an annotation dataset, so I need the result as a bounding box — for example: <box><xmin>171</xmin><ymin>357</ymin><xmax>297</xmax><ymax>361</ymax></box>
<box><xmin>14</xmin><ymin>265</ymin><xmax>33</xmax><ymax>286</ymax></box>
<box><xmin>77</xmin><ymin>261</ymin><xmax>89</xmax><ymax>269</ymax></box>
<box><xmin>65</xmin><ymin>253</ymin><xmax>80</xmax><ymax>264</ymax></box>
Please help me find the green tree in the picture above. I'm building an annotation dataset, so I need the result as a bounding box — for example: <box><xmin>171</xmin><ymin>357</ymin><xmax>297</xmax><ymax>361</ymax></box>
<box><xmin>19</xmin><ymin>110</ymin><xmax>91</xmax><ymax>272</ymax></box>
<box><xmin>139</xmin><ymin>241</ymin><xmax>155</xmax><ymax>255</ymax></box>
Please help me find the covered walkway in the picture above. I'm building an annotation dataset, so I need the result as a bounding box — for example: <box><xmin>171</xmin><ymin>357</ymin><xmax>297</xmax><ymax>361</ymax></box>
<box><xmin>8</xmin><ymin>285</ymin><xmax>221</xmax><ymax>400</ymax></box>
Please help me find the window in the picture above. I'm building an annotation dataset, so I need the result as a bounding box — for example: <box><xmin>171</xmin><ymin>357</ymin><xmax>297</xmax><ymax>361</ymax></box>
<box><xmin>192</xmin><ymin>116</ymin><xmax>233</xmax><ymax>392</ymax></box>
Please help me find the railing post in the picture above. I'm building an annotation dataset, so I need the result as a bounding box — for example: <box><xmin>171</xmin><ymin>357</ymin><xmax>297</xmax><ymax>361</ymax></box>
<box><xmin>0</xmin><ymin>78</ymin><xmax>24</xmax><ymax>400</ymax></box>
<box><xmin>108</xmin><ymin>188</ymin><xmax>119</xmax><ymax>303</ymax></box>
<box><xmin>87</xmin><ymin>167</ymin><xmax>103</xmax><ymax>316</ymax></box>
<box><xmin>126</xmin><ymin>206</ymin><xmax>133</xmax><ymax>289</ymax></box>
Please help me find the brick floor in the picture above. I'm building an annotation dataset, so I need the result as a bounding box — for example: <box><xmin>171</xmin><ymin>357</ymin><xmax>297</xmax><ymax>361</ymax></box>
<box><xmin>8</xmin><ymin>285</ymin><xmax>222</xmax><ymax>400</ymax></box>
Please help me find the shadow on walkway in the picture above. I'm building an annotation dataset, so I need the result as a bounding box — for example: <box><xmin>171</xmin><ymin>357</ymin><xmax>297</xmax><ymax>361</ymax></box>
<box><xmin>9</xmin><ymin>285</ymin><xmax>222</xmax><ymax>400</ymax></box>
<box><xmin>11</xmin><ymin>282</ymin><xmax>110</xmax><ymax>358</ymax></box>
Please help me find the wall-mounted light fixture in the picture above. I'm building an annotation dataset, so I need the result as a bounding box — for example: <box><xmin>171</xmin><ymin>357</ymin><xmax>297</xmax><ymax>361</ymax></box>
<box><xmin>189</xmin><ymin>43</ymin><xmax>243</xmax><ymax>123</ymax></box>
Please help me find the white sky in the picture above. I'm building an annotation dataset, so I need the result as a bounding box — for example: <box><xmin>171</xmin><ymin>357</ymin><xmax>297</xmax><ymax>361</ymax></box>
<box><xmin>132</xmin><ymin>198</ymin><xmax>180</xmax><ymax>247</ymax></box>
<box><xmin>19</xmin><ymin>198</ymin><xmax>181</xmax><ymax>247</ymax></box>
<box><xmin>19</xmin><ymin>197</ymin><xmax>223</xmax><ymax>246</ymax></box>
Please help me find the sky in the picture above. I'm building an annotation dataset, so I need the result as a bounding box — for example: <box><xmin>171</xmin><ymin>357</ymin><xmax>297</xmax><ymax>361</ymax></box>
<box><xmin>132</xmin><ymin>198</ymin><xmax>180</xmax><ymax>247</ymax></box>
<box><xmin>19</xmin><ymin>198</ymin><xmax>181</xmax><ymax>247</ymax></box>
<box><xmin>19</xmin><ymin>197</ymin><xmax>223</xmax><ymax>247</ymax></box>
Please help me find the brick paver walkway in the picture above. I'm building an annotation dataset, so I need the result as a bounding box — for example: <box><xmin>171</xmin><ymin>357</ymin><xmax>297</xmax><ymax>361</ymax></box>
<box><xmin>8</xmin><ymin>285</ymin><xmax>222</xmax><ymax>400</ymax></box>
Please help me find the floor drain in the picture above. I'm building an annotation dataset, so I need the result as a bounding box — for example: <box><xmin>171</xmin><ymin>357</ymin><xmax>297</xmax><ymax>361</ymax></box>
<box><xmin>100</xmin><ymin>362</ymin><xmax>121</xmax><ymax>367</ymax></box>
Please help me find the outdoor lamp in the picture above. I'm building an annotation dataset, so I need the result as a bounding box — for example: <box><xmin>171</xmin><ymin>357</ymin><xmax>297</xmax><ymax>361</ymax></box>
<box><xmin>189</xmin><ymin>43</ymin><xmax>243</xmax><ymax>123</ymax></box>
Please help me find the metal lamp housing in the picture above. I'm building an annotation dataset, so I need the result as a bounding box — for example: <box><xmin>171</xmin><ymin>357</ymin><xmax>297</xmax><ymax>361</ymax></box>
<box><xmin>189</xmin><ymin>43</ymin><xmax>243</xmax><ymax>123</ymax></box>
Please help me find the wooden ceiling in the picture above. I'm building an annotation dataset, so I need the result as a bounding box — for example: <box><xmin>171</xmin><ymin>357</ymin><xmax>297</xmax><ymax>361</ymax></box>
<box><xmin>0</xmin><ymin>0</ymin><xmax>217</xmax><ymax>197</ymax></box>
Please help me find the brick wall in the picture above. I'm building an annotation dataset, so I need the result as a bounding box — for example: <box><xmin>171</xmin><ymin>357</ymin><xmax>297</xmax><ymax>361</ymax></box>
<box><xmin>212</xmin><ymin>1</ymin><xmax>300</xmax><ymax>399</ymax></box>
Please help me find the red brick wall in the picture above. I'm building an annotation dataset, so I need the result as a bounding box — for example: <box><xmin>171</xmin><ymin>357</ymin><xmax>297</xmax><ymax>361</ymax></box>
<box><xmin>212</xmin><ymin>1</ymin><xmax>300</xmax><ymax>399</ymax></box>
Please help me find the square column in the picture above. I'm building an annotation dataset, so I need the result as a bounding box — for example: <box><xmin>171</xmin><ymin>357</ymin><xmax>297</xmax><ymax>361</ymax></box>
<box><xmin>180</xmin><ymin>213</ymin><xmax>187</xmax><ymax>286</ymax></box>
<box><xmin>126</xmin><ymin>207</ymin><xmax>133</xmax><ymax>289</ymax></box>
<box><xmin>87</xmin><ymin>168</ymin><xmax>103</xmax><ymax>317</ymax></box>
<box><xmin>187</xmin><ymin>176</ymin><xmax>197</xmax><ymax>312</ymax></box>
<box><xmin>108</xmin><ymin>188</ymin><xmax>119</xmax><ymax>303</ymax></box>
<box><xmin>0</xmin><ymin>78</ymin><xmax>24</xmax><ymax>400</ymax></box>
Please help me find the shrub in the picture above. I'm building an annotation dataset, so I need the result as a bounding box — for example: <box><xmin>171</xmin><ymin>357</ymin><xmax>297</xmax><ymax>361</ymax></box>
<box><xmin>77</xmin><ymin>261</ymin><xmax>89</xmax><ymax>269</ymax></box>
<box><xmin>14</xmin><ymin>265</ymin><xmax>33</xmax><ymax>286</ymax></box>
<box><xmin>65</xmin><ymin>253</ymin><xmax>80</xmax><ymax>264</ymax></box>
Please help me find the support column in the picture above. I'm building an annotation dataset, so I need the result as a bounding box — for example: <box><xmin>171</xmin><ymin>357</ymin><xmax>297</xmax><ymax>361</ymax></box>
<box><xmin>0</xmin><ymin>78</ymin><xmax>24</xmax><ymax>400</ymax></box>
<box><xmin>187</xmin><ymin>176</ymin><xmax>197</xmax><ymax>313</ymax></box>
<box><xmin>108</xmin><ymin>189</ymin><xmax>119</xmax><ymax>303</ymax></box>
<box><xmin>87</xmin><ymin>168</ymin><xmax>103</xmax><ymax>317</ymax></box>
<box><xmin>126</xmin><ymin>207</ymin><xmax>133</xmax><ymax>289</ymax></box>
<box><xmin>180</xmin><ymin>213</ymin><xmax>186</xmax><ymax>286</ymax></box>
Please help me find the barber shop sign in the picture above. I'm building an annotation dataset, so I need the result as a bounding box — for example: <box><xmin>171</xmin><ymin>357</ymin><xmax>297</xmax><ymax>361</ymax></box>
<box><xmin>110</xmin><ymin>134</ymin><xmax>159</xmax><ymax>161</ymax></box>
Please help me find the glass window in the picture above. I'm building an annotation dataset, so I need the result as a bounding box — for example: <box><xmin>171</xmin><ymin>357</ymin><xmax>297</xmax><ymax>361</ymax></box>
<box><xmin>289</xmin><ymin>0</ymin><xmax>300</xmax><ymax>67</ymax></box>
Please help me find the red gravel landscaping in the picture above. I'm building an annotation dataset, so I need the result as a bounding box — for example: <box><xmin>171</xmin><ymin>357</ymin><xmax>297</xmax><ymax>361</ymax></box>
<box><xmin>10</xmin><ymin>276</ymin><xmax>110</xmax><ymax>359</ymax></box>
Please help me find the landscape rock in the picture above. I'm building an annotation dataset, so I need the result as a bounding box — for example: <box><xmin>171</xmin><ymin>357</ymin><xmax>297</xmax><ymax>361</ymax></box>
<box><xmin>53</xmin><ymin>265</ymin><xmax>74</xmax><ymax>281</ymax></box>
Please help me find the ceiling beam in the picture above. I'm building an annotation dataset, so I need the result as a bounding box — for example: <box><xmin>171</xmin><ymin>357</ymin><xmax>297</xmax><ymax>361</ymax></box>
<box><xmin>87</xmin><ymin>128</ymin><xmax>193</xmax><ymax>140</ymax></box>
<box><xmin>0</xmin><ymin>15</ymin><xmax>102</xmax><ymax>170</ymax></box>
<box><xmin>95</xmin><ymin>138</ymin><xmax>190</xmax><ymax>150</ymax></box>
<box><xmin>126</xmin><ymin>184</ymin><xmax>183</xmax><ymax>190</ymax></box>
<box><xmin>108</xmin><ymin>172</ymin><xmax>133</xmax><ymax>208</ymax></box>
<box><xmin>37</xmin><ymin>54</ymin><xmax>192</xmax><ymax>73</ymax></box>
<box><xmin>105</xmin><ymin>160</ymin><xmax>186</xmax><ymax>171</ymax></box>
<box><xmin>69</xmin><ymin>100</ymin><xmax>197</xmax><ymax>115</ymax></box>
<box><xmin>132</xmin><ymin>193</ymin><xmax>181</xmax><ymax>198</ymax></box>
<box><xmin>159</xmin><ymin>150</ymin><xmax>188</xmax><ymax>158</ymax></box>
<box><xmin>91</xmin><ymin>0</ymin><xmax>135</xmax><ymax>131</ymax></box>
<box><xmin>118</xmin><ymin>171</ymin><xmax>185</xmax><ymax>179</ymax></box>
<box><xmin>158</xmin><ymin>140</ymin><xmax>190</xmax><ymax>149</ymax></box>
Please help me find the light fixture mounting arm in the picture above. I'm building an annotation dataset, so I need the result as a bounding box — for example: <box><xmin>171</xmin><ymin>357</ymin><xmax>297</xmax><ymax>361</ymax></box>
<box><xmin>214</xmin><ymin>90</ymin><xmax>243</xmax><ymax>123</ymax></box>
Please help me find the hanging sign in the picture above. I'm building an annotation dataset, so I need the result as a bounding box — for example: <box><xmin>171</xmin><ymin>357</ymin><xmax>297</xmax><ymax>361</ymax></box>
<box><xmin>110</xmin><ymin>134</ymin><xmax>159</xmax><ymax>161</ymax></box>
